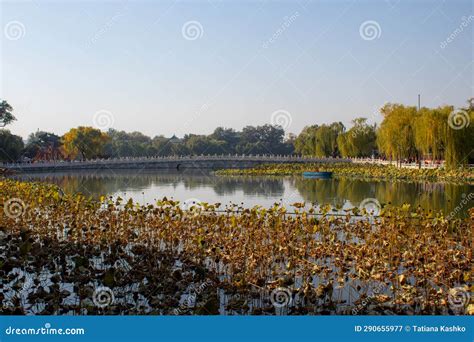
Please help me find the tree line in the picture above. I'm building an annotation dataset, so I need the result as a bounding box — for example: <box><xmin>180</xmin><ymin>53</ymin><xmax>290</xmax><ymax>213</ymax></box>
<box><xmin>294</xmin><ymin>101</ymin><xmax>473</xmax><ymax>168</ymax></box>
<box><xmin>0</xmin><ymin>99</ymin><xmax>472</xmax><ymax>168</ymax></box>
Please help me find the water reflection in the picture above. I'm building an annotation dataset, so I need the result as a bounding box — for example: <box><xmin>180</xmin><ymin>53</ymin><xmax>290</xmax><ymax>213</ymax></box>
<box><xmin>292</xmin><ymin>177</ymin><xmax>472</xmax><ymax>217</ymax></box>
<box><xmin>12</xmin><ymin>169</ymin><xmax>473</xmax><ymax>217</ymax></box>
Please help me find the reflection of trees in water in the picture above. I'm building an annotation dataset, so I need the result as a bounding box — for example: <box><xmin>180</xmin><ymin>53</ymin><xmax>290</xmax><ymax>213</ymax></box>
<box><xmin>13</xmin><ymin>171</ymin><xmax>472</xmax><ymax>217</ymax></box>
<box><xmin>15</xmin><ymin>171</ymin><xmax>151</xmax><ymax>199</ymax></box>
<box><xmin>294</xmin><ymin>177</ymin><xmax>472</xmax><ymax>217</ymax></box>
<box><xmin>13</xmin><ymin>170</ymin><xmax>285</xmax><ymax>199</ymax></box>
<box><xmin>371</xmin><ymin>181</ymin><xmax>471</xmax><ymax>216</ymax></box>
<box><xmin>291</xmin><ymin>178</ymin><xmax>347</xmax><ymax>207</ymax></box>
<box><xmin>213</xmin><ymin>176</ymin><xmax>284</xmax><ymax>196</ymax></box>
<box><xmin>292</xmin><ymin>177</ymin><xmax>386</xmax><ymax>208</ymax></box>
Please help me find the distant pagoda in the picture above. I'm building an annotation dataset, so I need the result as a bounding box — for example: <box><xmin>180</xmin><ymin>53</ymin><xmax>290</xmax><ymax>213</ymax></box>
<box><xmin>168</xmin><ymin>134</ymin><xmax>181</xmax><ymax>144</ymax></box>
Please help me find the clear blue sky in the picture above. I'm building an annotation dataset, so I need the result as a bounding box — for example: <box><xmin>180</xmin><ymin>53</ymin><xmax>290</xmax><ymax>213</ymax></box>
<box><xmin>1</xmin><ymin>0</ymin><xmax>472</xmax><ymax>139</ymax></box>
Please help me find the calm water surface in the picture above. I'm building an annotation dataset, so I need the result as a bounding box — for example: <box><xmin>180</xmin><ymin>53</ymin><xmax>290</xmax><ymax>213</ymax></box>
<box><xmin>13</xmin><ymin>169</ymin><xmax>473</xmax><ymax>217</ymax></box>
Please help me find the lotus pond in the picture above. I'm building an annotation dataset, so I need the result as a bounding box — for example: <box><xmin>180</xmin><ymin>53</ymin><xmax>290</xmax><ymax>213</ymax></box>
<box><xmin>0</xmin><ymin>176</ymin><xmax>472</xmax><ymax>315</ymax></box>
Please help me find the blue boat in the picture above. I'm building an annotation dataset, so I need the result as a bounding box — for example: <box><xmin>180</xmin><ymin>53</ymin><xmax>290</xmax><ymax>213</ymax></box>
<box><xmin>303</xmin><ymin>171</ymin><xmax>333</xmax><ymax>179</ymax></box>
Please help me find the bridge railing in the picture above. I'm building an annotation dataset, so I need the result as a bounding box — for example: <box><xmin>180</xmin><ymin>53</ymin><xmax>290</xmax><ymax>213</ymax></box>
<box><xmin>4</xmin><ymin>155</ymin><xmax>471</xmax><ymax>170</ymax></box>
<box><xmin>351</xmin><ymin>157</ymin><xmax>450</xmax><ymax>169</ymax></box>
<box><xmin>1</xmin><ymin>154</ymin><xmax>352</xmax><ymax>168</ymax></box>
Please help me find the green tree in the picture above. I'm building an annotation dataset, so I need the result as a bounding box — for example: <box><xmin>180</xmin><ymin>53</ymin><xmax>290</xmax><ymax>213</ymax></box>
<box><xmin>337</xmin><ymin>118</ymin><xmax>376</xmax><ymax>157</ymax></box>
<box><xmin>152</xmin><ymin>135</ymin><xmax>173</xmax><ymax>156</ymax></box>
<box><xmin>0</xmin><ymin>100</ymin><xmax>16</xmax><ymax>127</ymax></box>
<box><xmin>237</xmin><ymin>125</ymin><xmax>287</xmax><ymax>154</ymax></box>
<box><xmin>444</xmin><ymin>101</ymin><xmax>474</xmax><ymax>168</ymax></box>
<box><xmin>0</xmin><ymin>130</ymin><xmax>24</xmax><ymax>162</ymax></box>
<box><xmin>210</xmin><ymin>127</ymin><xmax>240</xmax><ymax>154</ymax></box>
<box><xmin>294</xmin><ymin>125</ymin><xmax>318</xmax><ymax>156</ymax></box>
<box><xmin>23</xmin><ymin>131</ymin><xmax>62</xmax><ymax>159</ymax></box>
<box><xmin>377</xmin><ymin>104</ymin><xmax>418</xmax><ymax>163</ymax></box>
<box><xmin>184</xmin><ymin>135</ymin><xmax>226</xmax><ymax>155</ymax></box>
<box><xmin>295</xmin><ymin>123</ymin><xmax>344</xmax><ymax>157</ymax></box>
<box><xmin>105</xmin><ymin>129</ymin><xmax>156</xmax><ymax>157</ymax></box>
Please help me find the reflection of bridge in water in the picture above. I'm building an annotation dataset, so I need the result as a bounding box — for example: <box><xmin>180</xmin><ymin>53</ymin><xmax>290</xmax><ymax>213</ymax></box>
<box><xmin>4</xmin><ymin>155</ymin><xmax>351</xmax><ymax>172</ymax></box>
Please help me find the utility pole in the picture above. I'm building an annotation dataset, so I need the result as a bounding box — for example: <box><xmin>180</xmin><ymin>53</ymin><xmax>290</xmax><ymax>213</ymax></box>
<box><xmin>417</xmin><ymin>94</ymin><xmax>421</xmax><ymax>169</ymax></box>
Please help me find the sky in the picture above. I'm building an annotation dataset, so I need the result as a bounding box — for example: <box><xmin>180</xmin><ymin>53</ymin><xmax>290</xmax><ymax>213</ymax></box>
<box><xmin>1</xmin><ymin>0</ymin><xmax>472</xmax><ymax>140</ymax></box>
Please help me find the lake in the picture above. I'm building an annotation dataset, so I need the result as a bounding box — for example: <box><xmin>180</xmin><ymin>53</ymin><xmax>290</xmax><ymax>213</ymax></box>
<box><xmin>12</xmin><ymin>169</ymin><xmax>473</xmax><ymax>218</ymax></box>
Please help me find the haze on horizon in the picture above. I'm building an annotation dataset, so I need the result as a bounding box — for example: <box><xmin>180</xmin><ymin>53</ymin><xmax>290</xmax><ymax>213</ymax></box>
<box><xmin>1</xmin><ymin>0</ymin><xmax>472</xmax><ymax>140</ymax></box>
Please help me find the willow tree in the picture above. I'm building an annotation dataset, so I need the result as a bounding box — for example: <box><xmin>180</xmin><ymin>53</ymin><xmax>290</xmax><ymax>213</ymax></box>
<box><xmin>337</xmin><ymin>133</ymin><xmax>352</xmax><ymax>157</ymax></box>
<box><xmin>337</xmin><ymin>118</ymin><xmax>376</xmax><ymax>157</ymax></box>
<box><xmin>295</xmin><ymin>123</ymin><xmax>344</xmax><ymax>157</ymax></box>
<box><xmin>294</xmin><ymin>125</ymin><xmax>318</xmax><ymax>156</ymax></box>
<box><xmin>413</xmin><ymin>107</ymin><xmax>446</xmax><ymax>161</ymax></box>
<box><xmin>377</xmin><ymin>104</ymin><xmax>419</xmax><ymax>164</ymax></box>
<box><xmin>443</xmin><ymin>101</ymin><xmax>474</xmax><ymax>168</ymax></box>
<box><xmin>322</xmin><ymin>122</ymin><xmax>344</xmax><ymax>157</ymax></box>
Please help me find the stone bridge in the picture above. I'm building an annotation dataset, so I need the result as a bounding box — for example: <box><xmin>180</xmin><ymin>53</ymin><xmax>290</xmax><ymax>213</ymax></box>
<box><xmin>2</xmin><ymin>155</ymin><xmax>351</xmax><ymax>173</ymax></box>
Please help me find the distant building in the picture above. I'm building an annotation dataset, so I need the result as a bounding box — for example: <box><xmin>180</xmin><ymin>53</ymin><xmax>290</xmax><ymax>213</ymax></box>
<box><xmin>168</xmin><ymin>135</ymin><xmax>181</xmax><ymax>144</ymax></box>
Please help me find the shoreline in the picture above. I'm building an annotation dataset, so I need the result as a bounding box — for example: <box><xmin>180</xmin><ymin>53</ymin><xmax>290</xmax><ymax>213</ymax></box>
<box><xmin>215</xmin><ymin>163</ymin><xmax>474</xmax><ymax>184</ymax></box>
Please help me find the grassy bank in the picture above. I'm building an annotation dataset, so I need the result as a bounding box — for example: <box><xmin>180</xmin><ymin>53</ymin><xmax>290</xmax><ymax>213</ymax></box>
<box><xmin>1</xmin><ymin>179</ymin><xmax>472</xmax><ymax>315</ymax></box>
<box><xmin>215</xmin><ymin>163</ymin><xmax>474</xmax><ymax>183</ymax></box>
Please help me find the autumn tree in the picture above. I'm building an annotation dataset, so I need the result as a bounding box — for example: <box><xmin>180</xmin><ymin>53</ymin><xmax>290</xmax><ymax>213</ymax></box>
<box><xmin>62</xmin><ymin>126</ymin><xmax>109</xmax><ymax>160</ymax></box>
